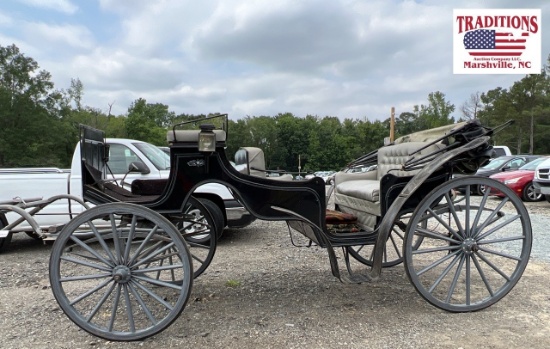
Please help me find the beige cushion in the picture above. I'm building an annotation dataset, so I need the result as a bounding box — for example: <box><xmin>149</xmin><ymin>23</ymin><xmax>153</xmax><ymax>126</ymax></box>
<box><xmin>337</xmin><ymin>180</ymin><xmax>380</xmax><ymax>202</ymax></box>
<box><xmin>167</xmin><ymin>129</ymin><xmax>227</xmax><ymax>143</ymax></box>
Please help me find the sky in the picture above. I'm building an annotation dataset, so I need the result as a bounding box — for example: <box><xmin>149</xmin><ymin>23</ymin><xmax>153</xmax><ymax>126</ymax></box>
<box><xmin>0</xmin><ymin>0</ymin><xmax>548</xmax><ymax>121</ymax></box>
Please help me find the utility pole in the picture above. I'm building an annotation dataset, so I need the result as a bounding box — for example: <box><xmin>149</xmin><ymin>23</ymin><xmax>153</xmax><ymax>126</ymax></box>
<box><xmin>390</xmin><ymin>107</ymin><xmax>395</xmax><ymax>142</ymax></box>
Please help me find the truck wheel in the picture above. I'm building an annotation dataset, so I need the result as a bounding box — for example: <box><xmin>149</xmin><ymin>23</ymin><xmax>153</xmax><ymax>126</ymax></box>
<box><xmin>198</xmin><ymin>198</ymin><xmax>225</xmax><ymax>239</ymax></box>
<box><xmin>546</xmin><ymin>195</ymin><xmax>550</xmax><ymax>203</ymax></box>
<box><xmin>0</xmin><ymin>214</ymin><xmax>12</xmax><ymax>253</ymax></box>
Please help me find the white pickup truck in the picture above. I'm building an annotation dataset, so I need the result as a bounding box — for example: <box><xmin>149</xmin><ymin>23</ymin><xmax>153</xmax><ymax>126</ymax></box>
<box><xmin>533</xmin><ymin>157</ymin><xmax>550</xmax><ymax>203</ymax></box>
<box><xmin>0</xmin><ymin>138</ymin><xmax>254</xmax><ymax>247</ymax></box>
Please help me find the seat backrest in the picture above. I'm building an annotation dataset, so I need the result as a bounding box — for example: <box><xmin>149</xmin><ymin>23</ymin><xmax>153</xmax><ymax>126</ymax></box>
<box><xmin>234</xmin><ymin>147</ymin><xmax>266</xmax><ymax>177</ymax></box>
<box><xmin>80</xmin><ymin>125</ymin><xmax>108</xmax><ymax>187</ymax></box>
<box><xmin>377</xmin><ymin>142</ymin><xmax>444</xmax><ymax>180</ymax></box>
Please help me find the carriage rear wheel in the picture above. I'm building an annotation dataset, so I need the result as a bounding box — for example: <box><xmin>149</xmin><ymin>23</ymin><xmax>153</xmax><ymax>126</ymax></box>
<box><xmin>346</xmin><ymin>211</ymin><xmax>423</xmax><ymax>268</ymax></box>
<box><xmin>49</xmin><ymin>203</ymin><xmax>193</xmax><ymax>341</ymax></box>
<box><xmin>170</xmin><ymin>197</ymin><xmax>217</xmax><ymax>279</ymax></box>
<box><xmin>404</xmin><ymin>177</ymin><xmax>532</xmax><ymax>312</ymax></box>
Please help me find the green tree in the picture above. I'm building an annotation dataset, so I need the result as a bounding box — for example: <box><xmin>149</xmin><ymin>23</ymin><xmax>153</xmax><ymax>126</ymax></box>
<box><xmin>0</xmin><ymin>44</ymin><xmax>69</xmax><ymax>166</ymax></box>
<box><xmin>126</xmin><ymin>98</ymin><xmax>175</xmax><ymax>144</ymax></box>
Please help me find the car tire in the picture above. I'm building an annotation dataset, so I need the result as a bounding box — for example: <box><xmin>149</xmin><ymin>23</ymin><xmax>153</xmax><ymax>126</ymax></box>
<box><xmin>477</xmin><ymin>184</ymin><xmax>486</xmax><ymax>196</ymax></box>
<box><xmin>198</xmin><ymin>198</ymin><xmax>225</xmax><ymax>239</ymax></box>
<box><xmin>0</xmin><ymin>214</ymin><xmax>12</xmax><ymax>253</ymax></box>
<box><xmin>522</xmin><ymin>182</ymin><xmax>542</xmax><ymax>202</ymax></box>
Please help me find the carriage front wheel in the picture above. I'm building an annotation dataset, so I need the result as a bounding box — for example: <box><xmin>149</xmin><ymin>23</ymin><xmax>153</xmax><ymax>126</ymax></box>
<box><xmin>49</xmin><ymin>203</ymin><xmax>193</xmax><ymax>341</ymax></box>
<box><xmin>404</xmin><ymin>176</ymin><xmax>532</xmax><ymax>312</ymax></box>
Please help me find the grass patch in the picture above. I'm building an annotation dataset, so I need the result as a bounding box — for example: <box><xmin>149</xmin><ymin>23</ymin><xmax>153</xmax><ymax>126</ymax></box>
<box><xmin>225</xmin><ymin>279</ymin><xmax>241</xmax><ymax>288</ymax></box>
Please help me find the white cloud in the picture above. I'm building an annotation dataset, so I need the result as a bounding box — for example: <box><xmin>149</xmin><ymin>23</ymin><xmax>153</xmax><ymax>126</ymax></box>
<box><xmin>0</xmin><ymin>12</ymin><xmax>13</xmax><ymax>26</ymax></box>
<box><xmin>22</xmin><ymin>22</ymin><xmax>95</xmax><ymax>50</ymax></box>
<box><xmin>4</xmin><ymin>0</ymin><xmax>549</xmax><ymax>120</ymax></box>
<box><xmin>19</xmin><ymin>0</ymin><xmax>78</xmax><ymax>14</ymax></box>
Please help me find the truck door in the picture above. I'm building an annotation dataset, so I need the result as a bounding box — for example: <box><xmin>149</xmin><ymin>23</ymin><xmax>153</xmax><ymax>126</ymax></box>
<box><xmin>107</xmin><ymin>144</ymin><xmax>156</xmax><ymax>188</ymax></box>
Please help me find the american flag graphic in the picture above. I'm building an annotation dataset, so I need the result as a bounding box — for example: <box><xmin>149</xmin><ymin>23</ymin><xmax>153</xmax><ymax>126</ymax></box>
<box><xmin>463</xmin><ymin>29</ymin><xmax>528</xmax><ymax>57</ymax></box>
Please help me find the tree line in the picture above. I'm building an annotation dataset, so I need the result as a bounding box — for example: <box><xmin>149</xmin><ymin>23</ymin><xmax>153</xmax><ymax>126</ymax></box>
<box><xmin>1</xmin><ymin>43</ymin><xmax>549</xmax><ymax>173</ymax></box>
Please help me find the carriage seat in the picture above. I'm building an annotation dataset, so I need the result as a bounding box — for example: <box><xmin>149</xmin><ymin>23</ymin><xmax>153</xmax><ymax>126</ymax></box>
<box><xmin>167</xmin><ymin>129</ymin><xmax>227</xmax><ymax>143</ymax></box>
<box><xmin>234</xmin><ymin>147</ymin><xmax>294</xmax><ymax>180</ymax></box>
<box><xmin>334</xmin><ymin>141</ymin><xmax>445</xmax><ymax>230</ymax></box>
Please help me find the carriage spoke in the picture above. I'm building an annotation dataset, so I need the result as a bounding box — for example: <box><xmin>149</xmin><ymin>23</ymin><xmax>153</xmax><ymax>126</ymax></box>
<box><xmin>445</xmin><ymin>255</ymin><xmax>465</xmax><ymax>304</ymax></box>
<box><xmin>474</xmin><ymin>251</ymin><xmax>512</xmax><ymax>281</ymax></box>
<box><xmin>85</xmin><ymin>282</ymin><xmax>117</xmax><ymax>322</ymax></box>
<box><xmin>131</xmin><ymin>280</ymin><xmax>175</xmax><ymax>311</ymax></box>
<box><xmin>123</xmin><ymin>284</ymin><xmax>136</xmax><ymax>333</ymax></box>
<box><xmin>123</xmin><ymin>215</ymin><xmax>138</xmax><ymax>263</ymax></box>
<box><xmin>128</xmin><ymin>282</ymin><xmax>158</xmax><ymax>326</ymax></box>
<box><xmin>475</xmin><ymin>215</ymin><xmax>521</xmax><ymax>241</ymax></box>
<box><xmin>427</xmin><ymin>253</ymin><xmax>461</xmax><ymax>293</ymax></box>
<box><xmin>477</xmin><ymin>247</ymin><xmax>522</xmax><ymax>262</ymax></box>
<box><xmin>60</xmin><ymin>255</ymin><xmax>113</xmax><ymax>272</ymax></box>
<box><xmin>426</xmin><ymin>207</ymin><xmax>463</xmax><ymax>240</ymax></box>
<box><xmin>414</xmin><ymin>226</ymin><xmax>461</xmax><ymax>244</ymax></box>
<box><xmin>110</xmin><ymin>214</ymin><xmax>123</xmax><ymax>265</ymax></box>
<box><xmin>473</xmin><ymin>198</ymin><xmax>509</xmax><ymax>237</ymax></box>
<box><xmin>89</xmin><ymin>221</ymin><xmax>118</xmax><ymax>263</ymax></box>
<box><xmin>445</xmin><ymin>192</ymin><xmax>464</xmax><ymax>234</ymax></box>
<box><xmin>108</xmin><ymin>284</ymin><xmax>122</xmax><ymax>332</ymax></box>
<box><xmin>127</xmin><ymin>225</ymin><xmax>159</xmax><ymax>266</ymax></box>
<box><xmin>69</xmin><ymin>278</ymin><xmax>112</xmax><ymax>306</ymax></box>
<box><xmin>68</xmin><ymin>235</ymin><xmax>114</xmax><ymax>267</ymax></box>
<box><xmin>471</xmin><ymin>254</ymin><xmax>494</xmax><ymax>297</ymax></box>
<box><xmin>60</xmin><ymin>272</ymin><xmax>112</xmax><ymax>282</ymax></box>
<box><xmin>471</xmin><ymin>189</ymin><xmax>490</xmax><ymax>235</ymax></box>
<box><xmin>132</xmin><ymin>242</ymin><xmax>176</xmax><ymax>268</ymax></box>
<box><xmin>418</xmin><ymin>250</ymin><xmax>461</xmax><ymax>277</ymax></box>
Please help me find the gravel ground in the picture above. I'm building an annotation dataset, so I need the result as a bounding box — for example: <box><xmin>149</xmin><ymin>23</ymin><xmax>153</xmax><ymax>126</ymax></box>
<box><xmin>1</xmin><ymin>197</ymin><xmax>550</xmax><ymax>349</ymax></box>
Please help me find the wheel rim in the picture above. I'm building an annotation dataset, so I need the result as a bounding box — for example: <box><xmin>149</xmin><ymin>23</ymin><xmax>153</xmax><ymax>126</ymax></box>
<box><xmin>525</xmin><ymin>183</ymin><xmax>541</xmax><ymax>201</ymax></box>
<box><xmin>49</xmin><ymin>203</ymin><xmax>193</xmax><ymax>341</ymax></box>
<box><xmin>404</xmin><ymin>177</ymin><xmax>532</xmax><ymax>312</ymax></box>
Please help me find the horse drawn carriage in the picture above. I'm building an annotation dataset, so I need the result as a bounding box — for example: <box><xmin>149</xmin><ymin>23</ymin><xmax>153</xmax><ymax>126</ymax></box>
<box><xmin>0</xmin><ymin>115</ymin><xmax>532</xmax><ymax>341</ymax></box>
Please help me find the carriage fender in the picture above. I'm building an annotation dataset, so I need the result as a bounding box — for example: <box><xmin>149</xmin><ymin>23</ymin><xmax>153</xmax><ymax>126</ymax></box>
<box><xmin>369</xmin><ymin>136</ymin><xmax>491</xmax><ymax>276</ymax></box>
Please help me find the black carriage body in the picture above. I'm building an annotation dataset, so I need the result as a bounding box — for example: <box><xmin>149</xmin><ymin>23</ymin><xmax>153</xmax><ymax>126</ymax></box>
<box><xmin>79</xmin><ymin>117</ymin><xmax>493</xmax><ymax>249</ymax></box>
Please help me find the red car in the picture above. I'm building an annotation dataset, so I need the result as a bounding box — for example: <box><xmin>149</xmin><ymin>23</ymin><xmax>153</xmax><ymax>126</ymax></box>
<box><xmin>489</xmin><ymin>156</ymin><xmax>549</xmax><ymax>202</ymax></box>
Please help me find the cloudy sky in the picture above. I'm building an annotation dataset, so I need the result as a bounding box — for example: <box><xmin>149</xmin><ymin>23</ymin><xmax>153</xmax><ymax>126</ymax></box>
<box><xmin>1</xmin><ymin>0</ymin><xmax>548</xmax><ymax>121</ymax></box>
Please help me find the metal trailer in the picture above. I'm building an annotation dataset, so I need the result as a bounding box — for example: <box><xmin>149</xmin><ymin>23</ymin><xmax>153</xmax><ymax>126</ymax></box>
<box><xmin>14</xmin><ymin>115</ymin><xmax>529</xmax><ymax>341</ymax></box>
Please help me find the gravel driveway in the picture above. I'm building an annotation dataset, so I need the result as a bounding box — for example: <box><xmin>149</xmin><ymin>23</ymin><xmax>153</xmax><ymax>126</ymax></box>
<box><xmin>1</xmin><ymin>198</ymin><xmax>550</xmax><ymax>349</ymax></box>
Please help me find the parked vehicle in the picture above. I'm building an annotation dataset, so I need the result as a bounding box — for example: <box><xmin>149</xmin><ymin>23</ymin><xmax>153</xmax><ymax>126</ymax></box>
<box><xmin>533</xmin><ymin>157</ymin><xmax>550</xmax><ymax>202</ymax></box>
<box><xmin>0</xmin><ymin>138</ymin><xmax>255</xmax><ymax>239</ymax></box>
<box><xmin>305</xmin><ymin>171</ymin><xmax>336</xmax><ymax>184</ymax></box>
<box><xmin>489</xmin><ymin>156</ymin><xmax>549</xmax><ymax>202</ymax></box>
<box><xmin>470</xmin><ymin>155</ymin><xmax>541</xmax><ymax>194</ymax></box>
<box><xmin>492</xmin><ymin>145</ymin><xmax>512</xmax><ymax>157</ymax></box>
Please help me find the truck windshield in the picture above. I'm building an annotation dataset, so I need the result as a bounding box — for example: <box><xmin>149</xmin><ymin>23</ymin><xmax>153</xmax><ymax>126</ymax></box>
<box><xmin>133</xmin><ymin>142</ymin><xmax>170</xmax><ymax>170</ymax></box>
